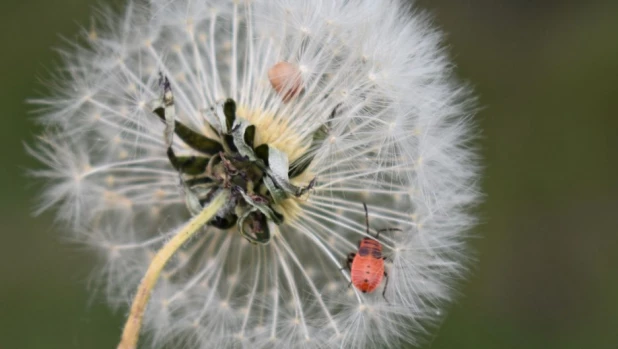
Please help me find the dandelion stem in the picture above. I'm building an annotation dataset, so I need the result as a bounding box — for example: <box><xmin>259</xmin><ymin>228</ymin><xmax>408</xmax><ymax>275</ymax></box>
<box><xmin>117</xmin><ymin>190</ymin><xmax>229</xmax><ymax>349</ymax></box>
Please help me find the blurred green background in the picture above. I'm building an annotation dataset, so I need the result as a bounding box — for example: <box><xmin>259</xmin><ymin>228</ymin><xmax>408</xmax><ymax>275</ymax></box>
<box><xmin>1</xmin><ymin>0</ymin><xmax>616</xmax><ymax>348</ymax></box>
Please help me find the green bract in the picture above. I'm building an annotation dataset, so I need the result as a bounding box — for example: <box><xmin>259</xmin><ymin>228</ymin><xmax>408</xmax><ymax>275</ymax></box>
<box><xmin>151</xmin><ymin>77</ymin><xmax>320</xmax><ymax>244</ymax></box>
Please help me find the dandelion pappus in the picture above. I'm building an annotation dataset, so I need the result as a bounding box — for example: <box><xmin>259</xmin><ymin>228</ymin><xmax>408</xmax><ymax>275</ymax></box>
<box><xmin>345</xmin><ymin>203</ymin><xmax>401</xmax><ymax>300</ymax></box>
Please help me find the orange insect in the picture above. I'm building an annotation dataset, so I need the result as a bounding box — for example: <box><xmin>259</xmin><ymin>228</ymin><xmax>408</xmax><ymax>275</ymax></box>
<box><xmin>345</xmin><ymin>203</ymin><xmax>400</xmax><ymax>299</ymax></box>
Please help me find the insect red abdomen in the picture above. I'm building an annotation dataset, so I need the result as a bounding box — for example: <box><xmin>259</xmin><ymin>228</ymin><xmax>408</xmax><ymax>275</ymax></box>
<box><xmin>350</xmin><ymin>238</ymin><xmax>385</xmax><ymax>293</ymax></box>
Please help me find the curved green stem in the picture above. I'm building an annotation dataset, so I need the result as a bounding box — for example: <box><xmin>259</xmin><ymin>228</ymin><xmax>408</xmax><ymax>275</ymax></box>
<box><xmin>117</xmin><ymin>190</ymin><xmax>229</xmax><ymax>349</ymax></box>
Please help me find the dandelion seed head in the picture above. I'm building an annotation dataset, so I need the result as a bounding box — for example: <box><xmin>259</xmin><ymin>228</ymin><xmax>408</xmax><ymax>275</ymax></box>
<box><xmin>32</xmin><ymin>0</ymin><xmax>479</xmax><ymax>347</ymax></box>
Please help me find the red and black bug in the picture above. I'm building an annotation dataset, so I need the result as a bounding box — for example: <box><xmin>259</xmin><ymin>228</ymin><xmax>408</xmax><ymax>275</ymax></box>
<box><xmin>345</xmin><ymin>203</ymin><xmax>401</xmax><ymax>299</ymax></box>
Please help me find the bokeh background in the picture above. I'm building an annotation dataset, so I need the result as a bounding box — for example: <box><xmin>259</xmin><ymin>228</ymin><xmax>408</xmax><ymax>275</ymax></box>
<box><xmin>1</xmin><ymin>0</ymin><xmax>616</xmax><ymax>348</ymax></box>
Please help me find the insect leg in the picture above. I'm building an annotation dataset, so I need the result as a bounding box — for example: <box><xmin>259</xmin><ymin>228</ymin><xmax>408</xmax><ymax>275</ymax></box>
<box><xmin>347</xmin><ymin>253</ymin><xmax>355</xmax><ymax>269</ymax></box>
<box><xmin>341</xmin><ymin>252</ymin><xmax>356</xmax><ymax>271</ymax></box>
<box><xmin>344</xmin><ymin>253</ymin><xmax>355</xmax><ymax>288</ymax></box>
<box><xmin>382</xmin><ymin>270</ymin><xmax>390</xmax><ymax>303</ymax></box>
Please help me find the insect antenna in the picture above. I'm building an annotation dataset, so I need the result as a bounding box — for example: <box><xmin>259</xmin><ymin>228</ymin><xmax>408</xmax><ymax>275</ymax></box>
<box><xmin>362</xmin><ymin>202</ymin><xmax>370</xmax><ymax>237</ymax></box>
<box><xmin>364</xmin><ymin>202</ymin><xmax>402</xmax><ymax>239</ymax></box>
<box><xmin>376</xmin><ymin>228</ymin><xmax>403</xmax><ymax>238</ymax></box>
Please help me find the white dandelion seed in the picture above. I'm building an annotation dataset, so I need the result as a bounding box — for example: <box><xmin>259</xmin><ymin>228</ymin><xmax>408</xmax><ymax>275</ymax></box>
<box><xmin>30</xmin><ymin>0</ymin><xmax>479</xmax><ymax>348</ymax></box>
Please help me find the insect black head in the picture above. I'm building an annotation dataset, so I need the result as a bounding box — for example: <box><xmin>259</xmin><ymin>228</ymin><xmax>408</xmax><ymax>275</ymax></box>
<box><xmin>358</xmin><ymin>246</ymin><xmax>370</xmax><ymax>256</ymax></box>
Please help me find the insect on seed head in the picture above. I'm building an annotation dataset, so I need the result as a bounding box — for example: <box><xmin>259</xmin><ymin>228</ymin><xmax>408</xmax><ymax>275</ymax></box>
<box><xmin>268</xmin><ymin>61</ymin><xmax>303</xmax><ymax>103</ymax></box>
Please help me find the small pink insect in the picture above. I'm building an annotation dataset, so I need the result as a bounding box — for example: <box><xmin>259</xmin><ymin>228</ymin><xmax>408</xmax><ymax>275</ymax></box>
<box><xmin>345</xmin><ymin>203</ymin><xmax>400</xmax><ymax>299</ymax></box>
<box><xmin>267</xmin><ymin>61</ymin><xmax>303</xmax><ymax>103</ymax></box>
